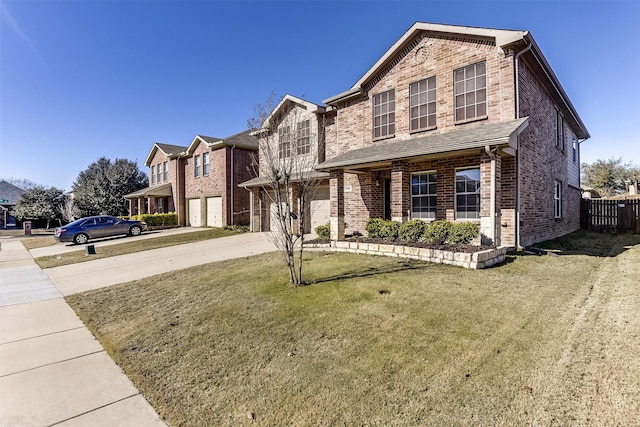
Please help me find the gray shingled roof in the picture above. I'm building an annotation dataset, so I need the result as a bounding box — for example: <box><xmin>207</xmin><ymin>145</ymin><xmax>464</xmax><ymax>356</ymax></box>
<box><xmin>239</xmin><ymin>171</ymin><xmax>329</xmax><ymax>188</ymax></box>
<box><xmin>224</xmin><ymin>129</ymin><xmax>259</xmax><ymax>149</ymax></box>
<box><xmin>316</xmin><ymin>117</ymin><xmax>529</xmax><ymax>170</ymax></box>
<box><xmin>0</xmin><ymin>181</ymin><xmax>27</xmax><ymax>205</ymax></box>
<box><xmin>156</xmin><ymin>143</ymin><xmax>188</xmax><ymax>155</ymax></box>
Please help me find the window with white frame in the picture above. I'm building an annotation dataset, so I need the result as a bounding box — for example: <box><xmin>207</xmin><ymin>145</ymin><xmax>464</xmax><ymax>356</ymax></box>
<box><xmin>156</xmin><ymin>163</ymin><xmax>161</xmax><ymax>184</ymax></box>
<box><xmin>163</xmin><ymin>161</ymin><xmax>168</xmax><ymax>182</ymax></box>
<box><xmin>411</xmin><ymin>172</ymin><xmax>437</xmax><ymax>219</ymax></box>
<box><xmin>454</xmin><ymin>62</ymin><xmax>487</xmax><ymax>122</ymax></box>
<box><xmin>556</xmin><ymin>110</ymin><xmax>564</xmax><ymax>150</ymax></box>
<box><xmin>151</xmin><ymin>165</ymin><xmax>155</xmax><ymax>184</ymax></box>
<box><xmin>373</xmin><ymin>89</ymin><xmax>395</xmax><ymax>139</ymax></box>
<box><xmin>203</xmin><ymin>152</ymin><xmax>210</xmax><ymax>176</ymax></box>
<box><xmin>194</xmin><ymin>155</ymin><xmax>201</xmax><ymax>177</ymax></box>
<box><xmin>554</xmin><ymin>180</ymin><xmax>562</xmax><ymax>218</ymax></box>
<box><xmin>455</xmin><ymin>167</ymin><xmax>481</xmax><ymax>219</ymax></box>
<box><xmin>410</xmin><ymin>77</ymin><xmax>436</xmax><ymax>131</ymax></box>
<box><xmin>572</xmin><ymin>137</ymin><xmax>577</xmax><ymax>162</ymax></box>
<box><xmin>296</xmin><ymin>120</ymin><xmax>310</xmax><ymax>155</ymax></box>
<box><xmin>279</xmin><ymin>126</ymin><xmax>291</xmax><ymax>159</ymax></box>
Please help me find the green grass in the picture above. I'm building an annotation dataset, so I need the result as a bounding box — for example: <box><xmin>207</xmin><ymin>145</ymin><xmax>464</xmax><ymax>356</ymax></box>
<box><xmin>66</xmin><ymin>231</ymin><xmax>640</xmax><ymax>426</ymax></box>
<box><xmin>34</xmin><ymin>228</ymin><xmax>244</xmax><ymax>268</ymax></box>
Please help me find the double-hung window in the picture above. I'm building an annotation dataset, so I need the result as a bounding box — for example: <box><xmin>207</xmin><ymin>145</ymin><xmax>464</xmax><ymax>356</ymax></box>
<box><xmin>572</xmin><ymin>137</ymin><xmax>577</xmax><ymax>163</ymax></box>
<box><xmin>156</xmin><ymin>163</ymin><xmax>161</xmax><ymax>184</ymax></box>
<box><xmin>554</xmin><ymin>180</ymin><xmax>562</xmax><ymax>218</ymax></box>
<box><xmin>194</xmin><ymin>155</ymin><xmax>201</xmax><ymax>177</ymax></box>
<box><xmin>203</xmin><ymin>152</ymin><xmax>210</xmax><ymax>176</ymax></box>
<box><xmin>455</xmin><ymin>167</ymin><xmax>481</xmax><ymax>219</ymax></box>
<box><xmin>151</xmin><ymin>165</ymin><xmax>155</xmax><ymax>185</ymax></box>
<box><xmin>373</xmin><ymin>89</ymin><xmax>395</xmax><ymax>139</ymax></box>
<box><xmin>556</xmin><ymin>110</ymin><xmax>564</xmax><ymax>150</ymax></box>
<box><xmin>409</xmin><ymin>77</ymin><xmax>436</xmax><ymax>131</ymax></box>
<box><xmin>163</xmin><ymin>161</ymin><xmax>168</xmax><ymax>182</ymax></box>
<box><xmin>454</xmin><ymin>62</ymin><xmax>487</xmax><ymax>122</ymax></box>
<box><xmin>296</xmin><ymin>120</ymin><xmax>310</xmax><ymax>155</ymax></box>
<box><xmin>279</xmin><ymin>126</ymin><xmax>291</xmax><ymax>159</ymax></box>
<box><xmin>411</xmin><ymin>172</ymin><xmax>437</xmax><ymax>219</ymax></box>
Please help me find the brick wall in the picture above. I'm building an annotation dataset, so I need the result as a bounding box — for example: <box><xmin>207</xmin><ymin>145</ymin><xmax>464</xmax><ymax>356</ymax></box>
<box><xmin>517</xmin><ymin>61</ymin><xmax>581</xmax><ymax>246</ymax></box>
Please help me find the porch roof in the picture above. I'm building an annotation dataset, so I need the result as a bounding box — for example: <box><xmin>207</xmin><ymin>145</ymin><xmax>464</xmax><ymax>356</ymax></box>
<box><xmin>124</xmin><ymin>183</ymin><xmax>172</xmax><ymax>199</ymax></box>
<box><xmin>239</xmin><ymin>171</ymin><xmax>330</xmax><ymax>188</ymax></box>
<box><xmin>316</xmin><ymin>117</ymin><xmax>529</xmax><ymax>171</ymax></box>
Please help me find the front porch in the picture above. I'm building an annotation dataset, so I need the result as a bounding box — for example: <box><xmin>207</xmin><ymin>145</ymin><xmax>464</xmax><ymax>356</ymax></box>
<box><xmin>124</xmin><ymin>183</ymin><xmax>175</xmax><ymax>217</ymax></box>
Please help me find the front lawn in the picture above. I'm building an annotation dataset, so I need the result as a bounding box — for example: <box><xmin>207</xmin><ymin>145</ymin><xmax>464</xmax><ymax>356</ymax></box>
<box><xmin>66</xmin><ymin>232</ymin><xmax>640</xmax><ymax>426</ymax></box>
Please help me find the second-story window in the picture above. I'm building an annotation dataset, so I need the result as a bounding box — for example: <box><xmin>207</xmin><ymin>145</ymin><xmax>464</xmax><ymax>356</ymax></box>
<box><xmin>373</xmin><ymin>89</ymin><xmax>395</xmax><ymax>139</ymax></box>
<box><xmin>279</xmin><ymin>126</ymin><xmax>291</xmax><ymax>159</ymax></box>
<box><xmin>556</xmin><ymin>110</ymin><xmax>564</xmax><ymax>150</ymax></box>
<box><xmin>572</xmin><ymin>137</ymin><xmax>577</xmax><ymax>163</ymax></box>
<box><xmin>163</xmin><ymin>161</ymin><xmax>168</xmax><ymax>182</ymax></box>
<box><xmin>203</xmin><ymin>152</ymin><xmax>210</xmax><ymax>176</ymax></box>
<box><xmin>410</xmin><ymin>77</ymin><xmax>436</xmax><ymax>131</ymax></box>
<box><xmin>194</xmin><ymin>155</ymin><xmax>201</xmax><ymax>177</ymax></box>
<box><xmin>454</xmin><ymin>61</ymin><xmax>487</xmax><ymax>122</ymax></box>
<box><xmin>151</xmin><ymin>165</ymin><xmax>155</xmax><ymax>185</ymax></box>
<box><xmin>156</xmin><ymin>163</ymin><xmax>161</xmax><ymax>184</ymax></box>
<box><xmin>296</xmin><ymin>120</ymin><xmax>310</xmax><ymax>155</ymax></box>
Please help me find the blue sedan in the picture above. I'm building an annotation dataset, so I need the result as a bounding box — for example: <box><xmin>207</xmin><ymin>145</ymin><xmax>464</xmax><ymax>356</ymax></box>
<box><xmin>54</xmin><ymin>215</ymin><xmax>148</xmax><ymax>245</ymax></box>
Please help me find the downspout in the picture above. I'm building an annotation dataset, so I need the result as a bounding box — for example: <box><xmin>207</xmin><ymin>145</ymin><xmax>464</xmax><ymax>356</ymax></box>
<box><xmin>484</xmin><ymin>145</ymin><xmax>498</xmax><ymax>246</ymax></box>
<box><xmin>514</xmin><ymin>40</ymin><xmax>532</xmax><ymax>248</ymax></box>
<box><xmin>230</xmin><ymin>145</ymin><xmax>236</xmax><ymax>225</ymax></box>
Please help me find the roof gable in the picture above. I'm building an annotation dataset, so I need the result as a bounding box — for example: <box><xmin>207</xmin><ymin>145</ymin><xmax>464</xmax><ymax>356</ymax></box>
<box><xmin>144</xmin><ymin>143</ymin><xmax>188</xmax><ymax>166</ymax></box>
<box><xmin>260</xmin><ymin>94</ymin><xmax>325</xmax><ymax>130</ymax></box>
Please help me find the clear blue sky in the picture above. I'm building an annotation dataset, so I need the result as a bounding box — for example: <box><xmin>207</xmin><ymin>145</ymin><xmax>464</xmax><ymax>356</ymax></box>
<box><xmin>1</xmin><ymin>0</ymin><xmax>638</xmax><ymax>191</ymax></box>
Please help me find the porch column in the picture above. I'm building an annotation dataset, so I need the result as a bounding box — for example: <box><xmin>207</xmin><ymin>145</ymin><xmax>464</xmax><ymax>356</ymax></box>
<box><xmin>391</xmin><ymin>160</ymin><xmax>410</xmax><ymax>223</ymax></box>
<box><xmin>480</xmin><ymin>150</ymin><xmax>502</xmax><ymax>245</ymax></box>
<box><xmin>148</xmin><ymin>196</ymin><xmax>157</xmax><ymax>214</ymax></box>
<box><xmin>330</xmin><ymin>170</ymin><xmax>345</xmax><ymax>240</ymax></box>
<box><xmin>137</xmin><ymin>197</ymin><xmax>143</xmax><ymax>216</ymax></box>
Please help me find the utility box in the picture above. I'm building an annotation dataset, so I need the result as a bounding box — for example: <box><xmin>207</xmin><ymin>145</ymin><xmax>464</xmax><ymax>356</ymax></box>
<box><xmin>23</xmin><ymin>221</ymin><xmax>32</xmax><ymax>236</ymax></box>
<box><xmin>85</xmin><ymin>245</ymin><xmax>96</xmax><ymax>255</ymax></box>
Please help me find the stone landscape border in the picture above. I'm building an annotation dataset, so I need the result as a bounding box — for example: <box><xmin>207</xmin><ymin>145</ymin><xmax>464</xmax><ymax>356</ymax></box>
<box><xmin>306</xmin><ymin>241</ymin><xmax>509</xmax><ymax>269</ymax></box>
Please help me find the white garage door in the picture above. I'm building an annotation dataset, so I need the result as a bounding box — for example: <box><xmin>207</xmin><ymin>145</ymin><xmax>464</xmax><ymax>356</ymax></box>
<box><xmin>310</xmin><ymin>186</ymin><xmax>330</xmax><ymax>231</ymax></box>
<box><xmin>206</xmin><ymin>196</ymin><xmax>223</xmax><ymax>227</ymax></box>
<box><xmin>188</xmin><ymin>199</ymin><xmax>201</xmax><ymax>227</ymax></box>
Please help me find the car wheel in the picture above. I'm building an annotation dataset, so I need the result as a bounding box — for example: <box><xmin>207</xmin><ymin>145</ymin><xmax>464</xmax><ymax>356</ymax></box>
<box><xmin>129</xmin><ymin>225</ymin><xmax>142</xmax><ymax>236</ymax></box>
<box><xmin>73</xmin><ymin>233</ymin><xmax>89</xmax><ymax>245</ymax></box>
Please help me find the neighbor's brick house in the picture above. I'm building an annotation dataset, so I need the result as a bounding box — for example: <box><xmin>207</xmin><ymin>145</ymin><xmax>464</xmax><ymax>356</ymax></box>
<box><xmin>240</xmin><ymin>95</ymin><xmax>331</xmax><ymax>233</ymax></box>
<box><xmin>125</xmin><ymin>130</ymin><xmax>257</xmax><ymax>227</ymax></box>
<box><xmin>317</xmin><ymin>23</ymin><xmax>589</xmax><ymax>247</ymax></box>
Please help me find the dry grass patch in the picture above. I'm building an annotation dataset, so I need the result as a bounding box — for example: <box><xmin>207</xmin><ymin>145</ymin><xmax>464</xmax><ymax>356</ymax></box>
<box><xmin>34</xmin><ymin>228</ymin><xmax>242</xmax><ymax>268</ymax></box>
<box><xmin>67</xmin><ymin>231</ymin><xmax>640</xmax><ymax>425</ymax></box>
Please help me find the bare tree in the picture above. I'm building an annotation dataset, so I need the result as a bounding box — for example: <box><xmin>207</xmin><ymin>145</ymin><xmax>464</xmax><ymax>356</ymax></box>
<box><xmin>58</xmin><ymin>195</ymin><xmax>80</xmax><ymax>223</ymax></box>
<box><xmin>248</xmin><ymin>93</ymin><xmax>325</xmax><ymax>285</ymax></box>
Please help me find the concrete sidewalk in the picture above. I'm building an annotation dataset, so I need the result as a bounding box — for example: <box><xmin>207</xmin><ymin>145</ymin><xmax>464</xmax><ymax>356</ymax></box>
<box><xmin>1</xmin><ymin>232</ymin><xmax>276</xmax><ymax>425</ymax></box>
<box><xmin>0</xmin><ymin>239</ymin><xmax>165</xmax><ymax>426</ymax></box>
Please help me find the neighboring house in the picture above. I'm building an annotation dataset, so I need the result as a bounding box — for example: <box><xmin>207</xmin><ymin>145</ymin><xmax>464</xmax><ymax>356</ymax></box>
<box><xmin>239</xmin><ymin>95</ymin><xmax>330</xmax><ymax>233</ymax></box>
<box><xmin>0</xmin><ymin>180</ymin><xmax>26</xmax><ymax>228</ymax></box>
<box><xmin>125</xmin><ymin>131</ymin><xmax>258</xmax><ymax>227</ymax></box>
<box><xmin>316</xmin><ymin>22</ymin><xmax>589</xmax><ymax>247</ymax></box>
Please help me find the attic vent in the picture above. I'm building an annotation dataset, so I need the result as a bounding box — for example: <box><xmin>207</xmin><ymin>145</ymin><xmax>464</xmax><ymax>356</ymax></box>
<box><xmin>364</xmin><ymin>34</ymin><xmax>425</xmax><ymax>93</ymax></box>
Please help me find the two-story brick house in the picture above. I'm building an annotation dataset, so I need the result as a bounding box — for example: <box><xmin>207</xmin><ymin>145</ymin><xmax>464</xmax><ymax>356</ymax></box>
<box><xmin>240</xmin><ymin>94</ymin><xmax>330</xmax><ymax>233</ymax></box>
<box><xmin>317</xmin><ymin>22</ymin><xmax>589</xmax><ymax>247</ymax></box>
<box><xmin>125</xmin><ymin>130</ymin><xmax>258</xmax><ymax>227</ymax></box>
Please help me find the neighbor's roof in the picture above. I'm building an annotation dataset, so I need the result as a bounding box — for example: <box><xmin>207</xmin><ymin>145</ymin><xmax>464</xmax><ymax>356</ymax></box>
<box><xmin>185</xmin><ymin>130</ymin><xmax>259</xmax><ymax>156</ymax></box>
<box><xmin>123</xmin><ymin>183</ymin><xmax>172</xmax><ymax>199</ymax></box>
<box><xmin>256</xmin><ymin>94</ymin><xmax>325</xmax><ymax>132</ymax></box>
<box><xmin>144</xmin><ymin>143</ymin><xmax>188</xmax><ymax>166</ymax></box>
<box><xmin>0</xmin><ymin>181</ymin><xmax>27</xmax><ymax>205</ymax></box>
<box><xmin>316</xmin><ymin>117</ymin><xmax>529</xmax><ymax>171</ymax></box>
<box><xmin>239</xmin><ymin>171</ymin><xmax>329</xmax><ymax>188</ymax></box>
<box><xmin>323</xmin><ymin>22</ymin><xmax>589</xmax><ymax>140</ymax></box>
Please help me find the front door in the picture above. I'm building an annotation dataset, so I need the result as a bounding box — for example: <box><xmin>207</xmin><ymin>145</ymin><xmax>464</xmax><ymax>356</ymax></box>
<box><xmin>384</xmin><ymin>178</ymin><xmax>391</xmax><ymax>220</ymax></box>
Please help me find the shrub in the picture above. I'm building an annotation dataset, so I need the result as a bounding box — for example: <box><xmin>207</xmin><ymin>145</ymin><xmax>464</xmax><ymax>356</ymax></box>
<box><xmin>136</xmin><ymin>213</ymin><xmax>178</xmax><ymax>228</ymax></box>
<box><xmin>223</xmin><ymin>224</ymin><xmax>250</xmax><ymax>233</ymax></box>
<box><xmin>448</xmin><ymin>222</ymin><xmax>479</xmax><ymax>244</ymax></box>
<box><xmin>365</xmin><ymin>218</ymin><xmax>400</xmax><ymax>239</ymax></box>
<box><xmin>379</xmin><ymin>220</ymin><xmax>400</xmax><ymax>239</ymax></box>
<box><xmin>365</xmin><ymin>218</ymin><xmax>387</xmax><ymax>238</ymax></box>
<box><xmin>424</xmin><ymin>220</ymin><xmax>452</xmax><ymax>245</ymax></box>
<box><xmin>398</xmin><ymin>219</ymin><xmax>426</xmax><ymax>242</ymax></box>
<box><xmin>315</xmin><ymin>223</ymin><xmax>331</xmax><ymax>240</ymax></box>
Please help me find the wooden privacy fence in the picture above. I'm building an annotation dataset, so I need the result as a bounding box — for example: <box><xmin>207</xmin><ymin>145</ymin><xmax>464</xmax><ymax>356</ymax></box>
<box><xmin>581</xmin><ymin>199</ymin><xmax>640</xmax><ymax>233</ymax></box>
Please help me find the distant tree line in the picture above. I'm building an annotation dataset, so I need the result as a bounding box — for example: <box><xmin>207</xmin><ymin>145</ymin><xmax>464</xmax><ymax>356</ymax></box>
<box><xmin>5</xmin><ymin>157</ymin><xmax>146</xmax><ymax>228</ymax></box>
<box><xmin>581</xmin><ymin>158</ymin><xmax>640</xmax><ymax>197</ymax></box>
